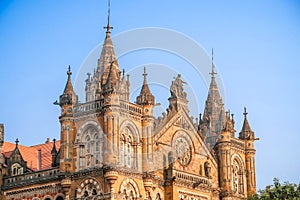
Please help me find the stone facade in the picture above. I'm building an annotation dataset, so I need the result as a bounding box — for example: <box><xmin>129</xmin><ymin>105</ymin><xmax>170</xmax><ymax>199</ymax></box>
<box><xmin>0</xmin><ymin>18</ymin><xmax>258</xmax><ymax>200</ymax></box>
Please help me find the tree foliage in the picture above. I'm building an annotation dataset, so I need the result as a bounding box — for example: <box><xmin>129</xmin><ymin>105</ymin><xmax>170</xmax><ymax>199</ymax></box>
<box><xmin>249</xmin><ymin>178</ymin><xmax>300</xmax><ymax>200</ymax></box>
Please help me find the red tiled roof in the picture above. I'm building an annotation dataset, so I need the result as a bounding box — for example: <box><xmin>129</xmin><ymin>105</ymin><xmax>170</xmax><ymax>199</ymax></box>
<box><xmin>2</xmin><ymin>140</ymin><xmax>60</xmax><ymax>171</ymax></box>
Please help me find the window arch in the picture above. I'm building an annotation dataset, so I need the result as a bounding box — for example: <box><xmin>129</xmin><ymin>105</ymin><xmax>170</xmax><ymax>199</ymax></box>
<box><xmin>119</xmin><ymin>127</ymin><xmax>137</xmax><ymax>169</ymax></box>
<box><xmin>76</xmin><ymin>178</ymin><xmax>103</xmax><ymax>199</ymax></box>
<box><xmin>119</xmin><ymin>178</ymin><xmax>140</xmax><ymax>200</ymax></box>
<box><xmin>11</xmin><ymin>163</ymin><xmax>23</xmax><ymax>176</ymax></box>
<box><xmin>231</xmin><ymin>155</ymin><xmax>245</xmax><ymax>195</ymax></box>
<box><xmin>75</xmin><ymin>121</ymin><xmax>104</xmax><ymax>171</ymax></box>
<box><xmin>55</xmin><ymin>196</ymin><xmax>63</xmax><ymax>200</ymax></box>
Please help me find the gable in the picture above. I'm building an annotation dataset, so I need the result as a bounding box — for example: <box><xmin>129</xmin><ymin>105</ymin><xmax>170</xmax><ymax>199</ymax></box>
<box><xmin>153</xmin><ymin>109</ymin><xmax>218</xmax><ymax>171</ymax></box>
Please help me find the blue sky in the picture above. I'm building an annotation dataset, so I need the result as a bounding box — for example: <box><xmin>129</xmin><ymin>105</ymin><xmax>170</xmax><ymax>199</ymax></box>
<box><xmin>0</xmin><ymin>0</ymin><xmax>300</xmax><ymax>190</ymax></box>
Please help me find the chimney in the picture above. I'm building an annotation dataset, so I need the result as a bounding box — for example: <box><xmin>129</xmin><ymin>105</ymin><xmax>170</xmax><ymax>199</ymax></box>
<box><xmin>38</xmin><ymin>149</ymin><xmax>42</xmax><ymax>170</ymax></box>
<box><xmin>45</xmin><ymin>138</ymin><xmax>50</xmax><ymax>144</ymax></box>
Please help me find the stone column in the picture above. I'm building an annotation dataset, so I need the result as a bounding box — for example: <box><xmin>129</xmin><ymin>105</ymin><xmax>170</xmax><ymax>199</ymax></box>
<box><xmin>104</xmin><ymin>171</ymin><xmax>118</xmax><ymax>200</ymax></box>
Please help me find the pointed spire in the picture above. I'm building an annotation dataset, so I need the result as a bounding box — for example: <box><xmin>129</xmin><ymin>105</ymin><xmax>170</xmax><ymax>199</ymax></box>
<box><xmin>51</xmin><ymin>138</ymin><xmax>57</xmax><ymax>155</ymax></box>
<box><xmin>103</xmin><ymin>0</ymin><xmax>113</xmax><ymax>36</ymax></box>
<box><xmin>64</xmin><ymin>65</ymin><xmax>74</xmax><ymax>94</ymax></box>
<box><xmin>96</xmin><ymin>0</ymin><xmax>119</xmax><ymax>86</ymax></box>
<box><xmin>102</xmin><ymin>60</ymin><xmax>120</xmax><ymax>94</ymax></box>
<box><xmin>15</xmin><ymin>138</ymin><xmax>19</xmax><ymax>147</ymax></box>
<box><xmin>241</xmin><ymin>107</ymin><xmax>252</xmax><ymax>132</ymax></box>
<box><xmin>239</xmin><ymin>107</ymin><xmax>254</xmax><ymax>140</ymax></box>
<box><xmin>210</xmin><ymin>48</ymin><xmax>217</xmax><ymax>78</ymax></box>
<box><xmin>202</xmin><ymin>48</ymin><xmax>225</xmax><ymax>147</ymax></box>
<box><xmin>136</xmin><ymin>66</ymin><xmax>155</xmax><ymax>105</ymax></box>
<box><xmin>60</xmin><ymin>65</ymin><xmax>77</xmax><ymax>105</ymax></box>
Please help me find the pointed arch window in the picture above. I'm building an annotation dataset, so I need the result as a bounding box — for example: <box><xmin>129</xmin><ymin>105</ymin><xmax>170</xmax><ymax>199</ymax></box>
<box><xmin>120</xmin><ymin>127</ymin><xmax>137</xmax><ymax>169</ymax></box>
<box><xmin>232</xmin><ymin>158</ymin><xmax>245</xmax><ymax>194</ymax></box>
<box><xmin>76</xmin><ymin>124</ymin><xmax>103</xmax><ymax>170</ymax></box>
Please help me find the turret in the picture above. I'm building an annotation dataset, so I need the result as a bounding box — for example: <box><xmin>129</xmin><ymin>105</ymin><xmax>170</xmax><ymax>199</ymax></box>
<box><xmin>239</xmin><ymin>107</ymin><xmax>258</xmax><ymax>195</ymax></box>
<box><xmin>136</xmin><ymin>67</ymin><xmax>155</xmax><ymax>171</ymax></box>
<box><xmin>51</xmin><ymin>138</ymin><xmax>58</xmax><ymax>167</ymax></box>
<box><xmin>214</xmin><ymin>112</ymin><xmax>233</xmax><ymax>197</ymax></box>
<box><xmin>55</xmin><ymin>66</ymin><xmax>77</xmax><ymax>173</ymax></box>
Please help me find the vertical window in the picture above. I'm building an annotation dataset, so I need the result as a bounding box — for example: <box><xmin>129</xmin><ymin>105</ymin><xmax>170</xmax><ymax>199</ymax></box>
<box><xmin>127</xmin><ymin>143</ymin><xmax>131</xmax><ymax>167</ymax></box>
<box><xmin>120</xmin><ymin>141</ymin><xmax>124</xmax><ymax>165</ymax></box>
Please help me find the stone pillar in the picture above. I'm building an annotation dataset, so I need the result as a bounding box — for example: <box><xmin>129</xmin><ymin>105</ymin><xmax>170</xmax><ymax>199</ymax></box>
<box><xmin>104</xmin><ymin>171</ymin><xmax>118</xmax><ymax>200</ymax></box>
<box><xmin>245</xmin><ymin>143</ymin><xmax>257</xmax><ymax>195</ymax></box>
<box><xmin>61</xmin><ymin>177</ymin><xmax>72</xmax><ymax>200</ymax></box>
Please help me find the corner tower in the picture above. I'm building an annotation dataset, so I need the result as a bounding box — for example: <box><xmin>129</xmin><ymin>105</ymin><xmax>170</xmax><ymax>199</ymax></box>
<box><xmin>56</xmin><ymin>66</ymin><xmax>77</xmax><ymax>173</ymax></box>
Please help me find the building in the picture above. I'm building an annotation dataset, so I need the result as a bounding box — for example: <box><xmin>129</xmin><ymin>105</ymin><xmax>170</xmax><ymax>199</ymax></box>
<box><xmin>0</xmin><ymin>12</ymin><xmax>258</xmax><ymax>200</ymax></box>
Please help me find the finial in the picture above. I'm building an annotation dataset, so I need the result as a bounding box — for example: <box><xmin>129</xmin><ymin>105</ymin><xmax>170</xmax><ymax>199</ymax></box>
<box><xmin>231</xmin><ymin>113</ymin><xmax>234</xmax><ymax>120</ymax></box>
<box><xmin>243</xmin><ymin>107</ymin><xmax>248</xmax><ymax>118</ymax></box>
<box><xmin>15</xmin><ymin>138</ymin><xmax>19</xmax><ymax>146</ymax></box>
<box><xmin>67</xmin><ymin>65</ymin><xmax>72</xmax><ymax>77</ymax></box>
<box><xmin>104</xmin><ymin>0</ymin><xmax>113</xmax><ymax>33</ymax></box>
<box><xmin>143</xmin><ymin>66</ymin><xmax>148</xmax><ymax>83</ymax></box>
<box><xmin>209</xmin><ymin>48</ymin><xmax>217</xmax><ymax>78</ymax></box>
<box><xmin>53</xmin><ymin>138</ymin><xmax>56</xmax><ymax>143</ymax></box>
<box><xmin>122</xmin><ymin>69</ymin><xmax>125</xmax><ymax>77</ymax></box>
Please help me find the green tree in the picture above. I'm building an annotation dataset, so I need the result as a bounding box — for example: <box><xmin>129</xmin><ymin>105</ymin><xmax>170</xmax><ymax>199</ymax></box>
<box><xmin>249</xmin><ymin>178</ymin><xmax>300</xmax><ymax>200</ymax></box>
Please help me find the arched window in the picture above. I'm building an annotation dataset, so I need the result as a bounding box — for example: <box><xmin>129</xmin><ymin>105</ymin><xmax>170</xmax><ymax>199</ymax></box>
<box><xmin>127</xmin><ymin>143</ymin><xmax>131</xmax><ymax>167</ymax></box>
<box><xmin>55</xmin><ymin>196</ymin><xmax>63</xmax><ymax>200</ymax></box>
<box><xmin>11</xmin><ymin>163</ymin><xmax>23</xmax><ymax>176</ymax></box>
<box><xmin>120</xmin><ymin>136</ymin><xmax>125</xmax><ymax>165</ymax></box>
<box><xmin>120</xmin><ymin>128</ymin><xmax>137</xmax><ymax>169</ymax></box>
<box><xmin>86</xmin><ymin>135</ymin><xmax>91</xmax><ymax>153</ymax></box>
<box><xmin>232</xmin><ymin>158</ymin><xmax>245</xmax><ymax>194</ymax></box>
<box><xmin>155</xmin><ymin>193</ymin><xmax>162</xmax><ymax>200</ymax></box>
<box><xmin>76</xmin><ymin>123</ymin><xmax>103</xmax><ymax>170</ymax></box>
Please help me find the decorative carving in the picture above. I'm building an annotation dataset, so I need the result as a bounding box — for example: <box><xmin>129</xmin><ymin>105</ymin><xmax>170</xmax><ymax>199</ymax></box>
<box><xmin>174</xmin><ymin>137</ymin><xmax>192</xmax><ymax>166</ymax></box>
<box><xmin>170</xmin><ymin>74</ymin><xmax>187</xmax><ymax>99</ymax></box>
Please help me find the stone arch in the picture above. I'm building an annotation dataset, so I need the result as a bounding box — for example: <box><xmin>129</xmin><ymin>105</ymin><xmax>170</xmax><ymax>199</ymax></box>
<box><xmin>76</xmin><ymin>120</ymin><xmax>104</xmax><ymax>142</ymax></box>
<box><xmin>75</xmin><ymin>120</ymin><xmax>104</xmax><ymax>170</ymax></box>
<box><xmin>231</xmin><ymin>154</ymin><xmax>246</xmax><ymax>194</ymax></box>
<box><xmin>150</xmin><ymin>187</ymin><xmax>164</xmax><ymax>200</ymax></box>
<box><xmin>119</xmin><ymin>178</ymin><xmax>140</xmax><ymax>199</ymax></box>
<box><xmin>76</xmin><ymin>177</ymin><xmax>103</xmax><ymax>198</ymax></box>
<box><xmin>54</xmin><ymin>196</ymin><xmax>64</xmax><ymax>200</ymax></box>
<box><xmin>120</xmin><ymin>120</ymin><xmax>140</xmax><ymax>142</ymax></box>
<box><xmin>119</xmin><ymin>120</ymin><xmax>140</xmax><ymax>169</ymax></box>
<box><xmin>43</xmin><ymin>196</ymin><xmax>52</xmax><ymax>200</ymax></box>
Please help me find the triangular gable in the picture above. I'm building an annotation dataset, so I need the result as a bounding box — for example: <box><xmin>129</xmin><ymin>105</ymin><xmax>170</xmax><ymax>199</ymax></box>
<box><xmin>153</xmin><ymin>108</ymin><xmax>217</xmax><ymax>167</ymax></box>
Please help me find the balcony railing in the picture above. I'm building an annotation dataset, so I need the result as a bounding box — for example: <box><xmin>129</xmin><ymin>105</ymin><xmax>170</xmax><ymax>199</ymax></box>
<box><xmin>2</xmin><ymin>168</ymin><xmax>60</xmax><ymax>190</ymax></box>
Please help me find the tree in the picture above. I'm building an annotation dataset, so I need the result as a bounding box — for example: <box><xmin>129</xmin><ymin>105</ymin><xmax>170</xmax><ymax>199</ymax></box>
<box><xmin>249</xmin><ymin>178</ymin><xmax>300</xmax><ymax>200</ymax></box>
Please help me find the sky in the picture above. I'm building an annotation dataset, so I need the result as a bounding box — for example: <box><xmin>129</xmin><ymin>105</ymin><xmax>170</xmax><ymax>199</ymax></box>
<box><xmin>0</xmin><ymin>0</ymin><xmax>300</xmax><ymax>190</ymax></box>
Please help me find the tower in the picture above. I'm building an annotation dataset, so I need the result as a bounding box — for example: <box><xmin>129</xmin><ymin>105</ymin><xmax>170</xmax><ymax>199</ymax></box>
<box><xmin>136</xmin><ymin>67</ymin><xmax>155</xmax><ymax>172</ymax></box>
<box><xmin>239</xmin><ymin>107</ymin><xmax>258</xmax><ymax>195</ymax></box>
<box><xmin>57</xmin><ymin>66</ymin><xmax>78</xmax><ymax>173</ymax></box>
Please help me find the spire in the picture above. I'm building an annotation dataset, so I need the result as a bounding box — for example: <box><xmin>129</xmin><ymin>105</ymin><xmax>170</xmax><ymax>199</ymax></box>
<box><xmin>136</xmin><ymin>66</ymin><xmax>155</xmax><ymax>105</ymax></box>
<box><xmin>210</xmin><ymin>48</ymin><xmax>216</xmax><ymax>78</ymax></box>
<box><xmin>103</xmin><ymin>0</ymin><xmax>113</xmax><ymax>37</ymax></box>
<box><xmin>102</xmin><ymin>60</ymin><xmax>120</xmax><ymax>94</ymax></box>
<box><xmin>15</xmin><ymin>138</ymin><xmax>19</xmax><ymax>147</ymax></box>
<box><xmin>239</xmin><ymin>107</ymin><xmax>254</xmax><ymax>140</ymax></box>
<box><xmin>51</xmin><ymin>138</ymin><xmax>57</xmax><ymax>155</ymax></box>
<box><xmin>59</xmin><ymin>66</ymin><xmax>77</xmax><ymax>106</ymax></box>
<box><xmin>241</xmin><ymin>107</ymin><xmax>252</xmax><ymax>132</ymax></box>
<box><xmin>96</xmin><ymin>0</ymin><xmax>119</xmax><ymax>86</ymax></box>
<box><xmin>201</xmin><ymin>49</ymin><xmax>225</xmax><ymax>147</ymax></box>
